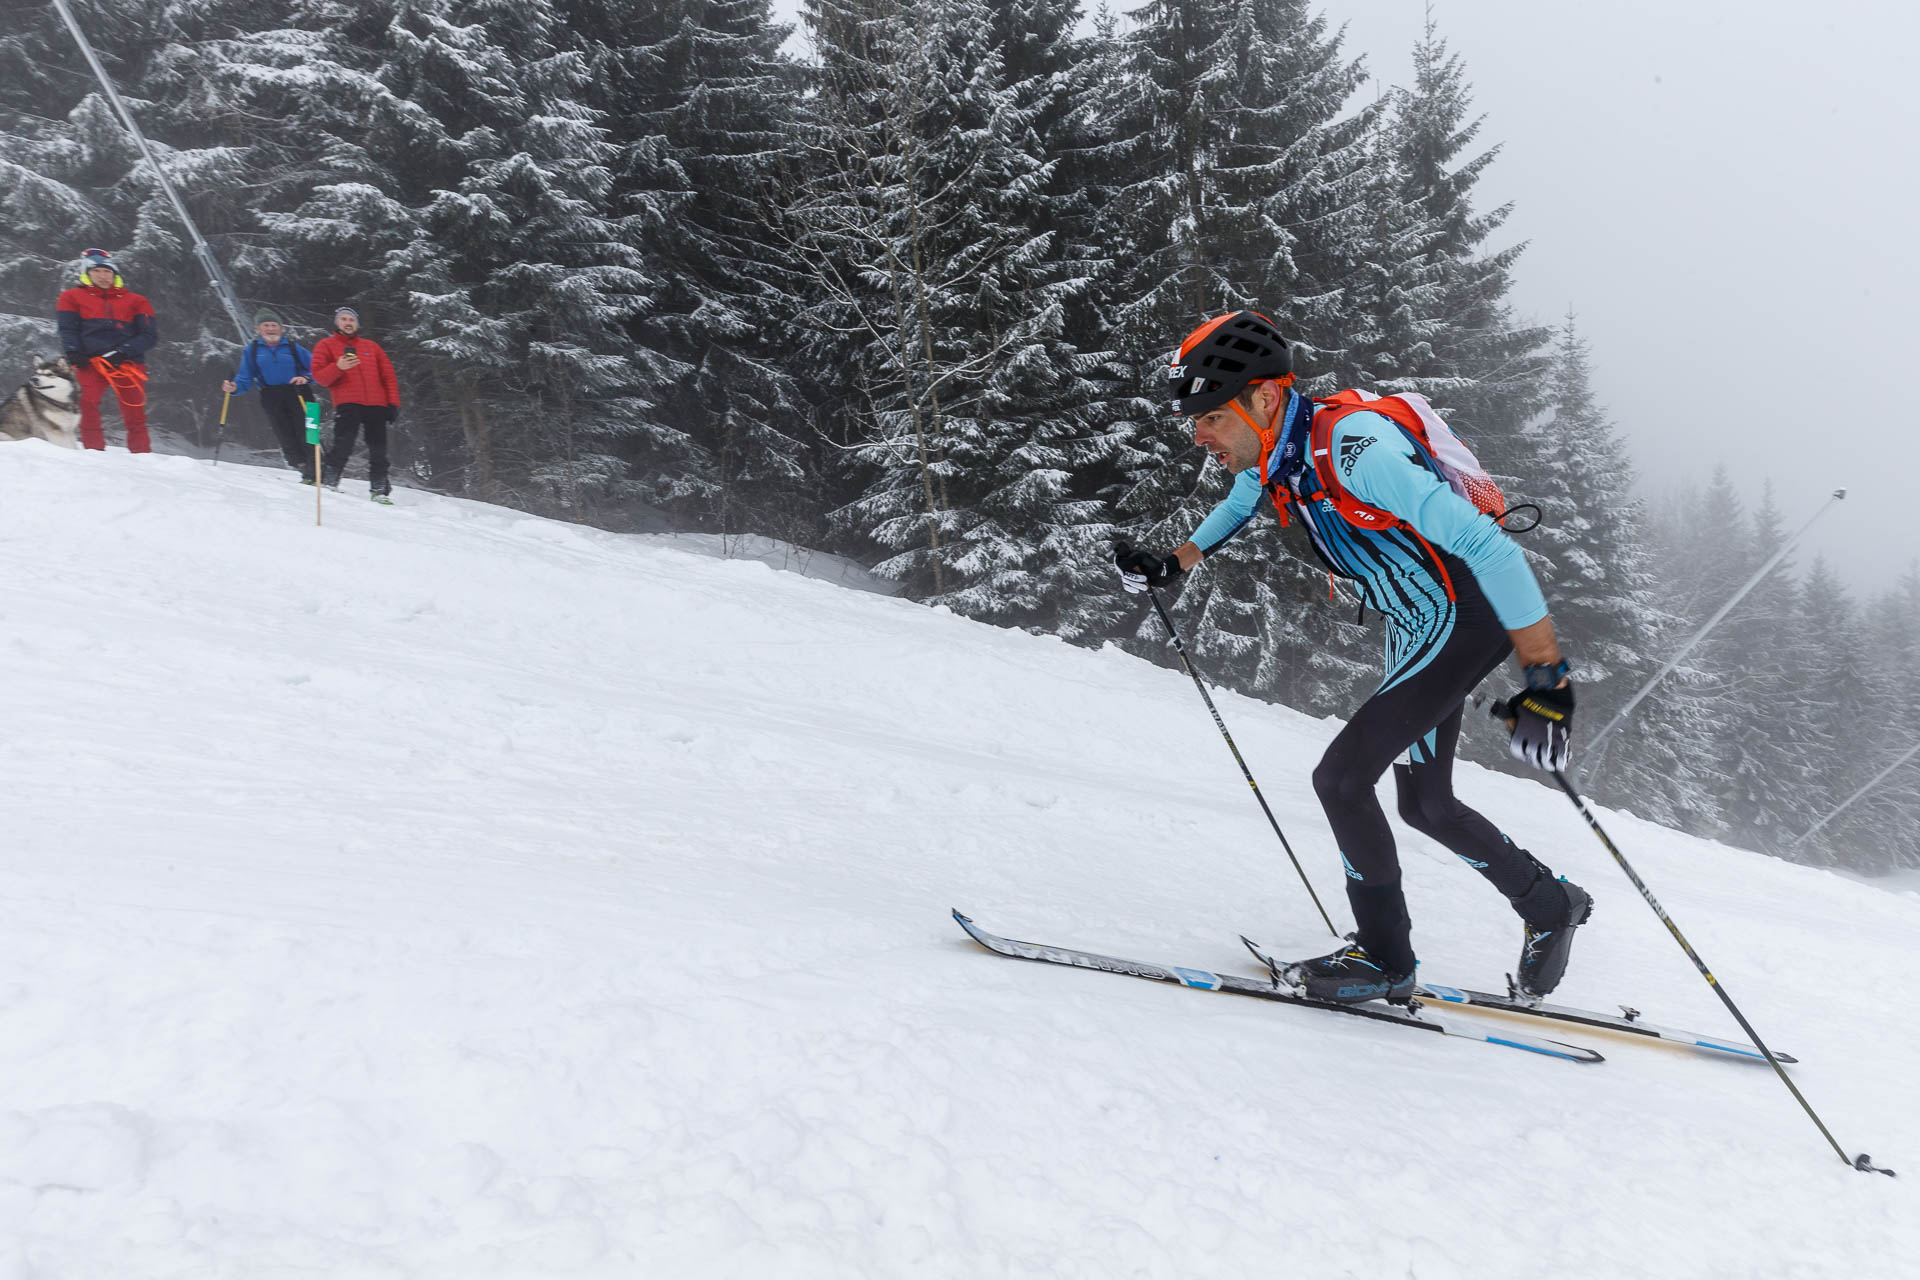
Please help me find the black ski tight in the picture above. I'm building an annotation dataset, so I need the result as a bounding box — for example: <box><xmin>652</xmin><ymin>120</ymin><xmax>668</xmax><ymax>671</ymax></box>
<box><xmin>1309</xmin><ymin>589</ymin><xmax>1549</xmax><ymax>973</ymax></box>
<box><xmin>325</xmin><ymin>403</ymin><xmax>393</xmax><ymax>494</ymax></box>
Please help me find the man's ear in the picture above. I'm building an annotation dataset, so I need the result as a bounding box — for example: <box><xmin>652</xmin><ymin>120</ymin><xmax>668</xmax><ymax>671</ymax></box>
<box><xmin>1252</xmin><ymin>379</ymin><xmax>1281</xmax><ymax>418</ymax></box>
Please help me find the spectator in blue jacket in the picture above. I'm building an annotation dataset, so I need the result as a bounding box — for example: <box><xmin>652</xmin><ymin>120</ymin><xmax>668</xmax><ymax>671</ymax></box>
<box><xmin>222</xmin><ymin>309</ymin><xmax>316</xmax><ymax>480</ymax></box>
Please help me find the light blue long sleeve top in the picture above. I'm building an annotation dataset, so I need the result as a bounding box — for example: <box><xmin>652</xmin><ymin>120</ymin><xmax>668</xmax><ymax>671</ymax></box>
<box><xmin>1192</xmin><ymin>408</ymin><xmax>1548</xmax><ymax>633</ymax></box>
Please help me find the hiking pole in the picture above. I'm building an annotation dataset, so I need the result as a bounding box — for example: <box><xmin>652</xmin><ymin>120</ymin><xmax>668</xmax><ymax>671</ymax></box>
<box><xmin>1548</xmin><ymin>766</ymin><xmax>1894</xmax><ymax>1176</ymax></box>
<box><xmin>1141</xmin><ymin>579</ymin><xmax>1338</xmax><ymax>936</ymax></box>
<box><xmin>220</xmin><ymin>389</ymin><xmax>230</xmax><ymax>426</ymax></box>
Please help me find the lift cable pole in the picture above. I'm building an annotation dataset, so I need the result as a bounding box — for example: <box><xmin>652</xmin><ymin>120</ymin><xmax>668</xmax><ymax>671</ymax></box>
<box><xmin>50</xmin><ymin>0</ymin><xmax>252</xmax><ymax>342</ymax></box>
<box><xmin>1584</xmin><ymin>488</ymin><xmax>1847</xmax><ymax>772</ymax></box>
<box><xmin>1788</xmin><ymin>738</ymin><xmax>1920</xmax><ymax>854</ymax></box>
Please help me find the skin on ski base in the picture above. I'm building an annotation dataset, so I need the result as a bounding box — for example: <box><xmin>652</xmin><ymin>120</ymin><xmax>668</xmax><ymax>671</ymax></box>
<box><xmin>1414</xmin><ymin>984</ymin><xmax>1795</xmax><ymax>1064</ymax></box>
<box><xmin>953</xmin><ymin>911</ymin><xmax>1602</xmax><ymax>1064</ymax></box>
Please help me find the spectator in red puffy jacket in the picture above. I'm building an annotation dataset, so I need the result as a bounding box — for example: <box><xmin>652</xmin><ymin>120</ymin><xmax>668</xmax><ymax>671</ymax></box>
<box><xmin>310</xmin><ymin>306</ymin><xmax>401</xmax><ymax>503</ymax></box>
<box><xmin>55</xmin><ymin>248</ymin><xmax>157</xmax><ymax>452</ymax></box>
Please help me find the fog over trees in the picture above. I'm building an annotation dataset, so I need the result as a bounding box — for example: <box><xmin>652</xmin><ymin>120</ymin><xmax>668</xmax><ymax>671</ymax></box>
<box><xmin>3</xmin><ymin>0</ymin><xmax>1911</xmax><ymax>869</ymax></box>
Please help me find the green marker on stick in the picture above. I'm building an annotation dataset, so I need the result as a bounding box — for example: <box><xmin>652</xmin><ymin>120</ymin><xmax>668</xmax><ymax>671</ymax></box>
<box><xmin>303</xmin><ymin>398</ymin><xmax>323</xmax><ymax>525</ymax></box>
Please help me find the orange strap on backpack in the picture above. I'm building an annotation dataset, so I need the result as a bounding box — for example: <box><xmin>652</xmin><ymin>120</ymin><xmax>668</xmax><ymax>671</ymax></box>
<box><xmin>91</xmin><ymin>356</ymin><xmax>148</xmax><ymax>409</ymax></box>
<box><xmin>1296</xmin><ymin>393</ymin><xmax>1461</xmax><ymax>602</ymax></box>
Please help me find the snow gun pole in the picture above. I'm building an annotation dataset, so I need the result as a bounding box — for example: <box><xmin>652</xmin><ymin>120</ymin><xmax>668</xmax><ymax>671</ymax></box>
<box><xmin>1144</xmin><ymin>583</ymin><xmax>1339</xmax><ymax>936</ymax></box>
<box><xmin>1547</xmin><ymin>767</ymin><xmax>1894</xmax><ymax>1176</ymax></box>
<box><xmin>1584</xmin><ymin>488</ymin><xmax>1846</xmax><ymax>770</ymax></box>
<box><xmin>50</xmin><ymin>0</ymin><xmax>251</xmax><ymax>344</ymax></box>
<box><xmin>1787</xmin><ymin>737</ymin><xmax>1920</xmax><ymax>854</ymax></box>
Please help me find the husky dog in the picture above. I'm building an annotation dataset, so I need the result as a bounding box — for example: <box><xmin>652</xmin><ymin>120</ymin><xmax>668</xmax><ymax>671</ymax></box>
<box><xmin>1</xmin><ymin>357</ymin><xmax>81</xmax><ymax>448</ymax></box>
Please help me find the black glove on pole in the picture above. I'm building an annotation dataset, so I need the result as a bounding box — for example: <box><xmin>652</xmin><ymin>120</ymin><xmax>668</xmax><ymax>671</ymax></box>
<box><xmin>1499</xmin><ymin>686</ymin><xmax>1575</xmax><ymax>772</ymax></box>
<box><xmin>1115</xmin><ymin>542</ymin><xmax>1337</xmax><ymax>936</ymax></box>
<box><xmin>1115</xmin><ymin>542</ymin><xmax>1183</xmax><ymax>593</ymax></box>
<box><xmin>1546</xmin><ymin>766</ymin><xmax>1894</xmax><ymax>1177</ymax></box>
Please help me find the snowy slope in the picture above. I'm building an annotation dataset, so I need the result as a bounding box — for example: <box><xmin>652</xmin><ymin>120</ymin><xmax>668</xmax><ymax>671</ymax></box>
<box><xmin>2</xmin><ymin>444</ymin><xmax>1912</xmax><ymax>1280</ymax></box>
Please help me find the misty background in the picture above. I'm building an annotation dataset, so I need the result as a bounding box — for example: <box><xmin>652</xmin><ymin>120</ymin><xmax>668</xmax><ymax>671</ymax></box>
<box><xmin>1</xmin><ymin>0</ymin><xmax>1913</xmax><ymax>870</ymax></box>
<box><xmin>774</xmin><ymin>0</ymin><xmax>1918</xmax><ymax>583</ymax></box>
<box><xmin>1332</xmin><ymin>0</ymin><xmax>1919</xmax><ymax>588</ymax></box>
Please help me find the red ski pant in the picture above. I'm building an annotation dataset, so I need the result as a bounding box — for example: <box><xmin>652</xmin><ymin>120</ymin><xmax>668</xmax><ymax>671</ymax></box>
<box><xmin>75</xmin><ymin>363</ymin><xmax>151</xmax><ymax>453</ymax></box>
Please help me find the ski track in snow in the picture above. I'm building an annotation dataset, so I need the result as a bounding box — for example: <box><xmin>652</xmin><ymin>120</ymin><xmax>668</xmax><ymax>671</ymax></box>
<box><xmin>1</xmin><ymin>443</ymin><xmax>1912</xmax><ymax>1279</ymax></box>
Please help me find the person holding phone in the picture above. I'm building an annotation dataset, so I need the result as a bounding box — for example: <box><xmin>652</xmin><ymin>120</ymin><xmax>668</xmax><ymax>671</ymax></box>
<box><xmin>310</xmin><ymin>306</ymin><xmax>401</xmax><ymax>503</ymax></box>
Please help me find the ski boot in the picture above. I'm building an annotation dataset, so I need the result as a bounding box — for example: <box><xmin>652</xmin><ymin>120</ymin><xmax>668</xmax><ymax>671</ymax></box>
<box><xmin>1279</xmin><ymin>935</ymin><xmax>1415</xmax><ymax>1005</ymax></box>
<box><xmin>1509</xmin><ymin>878</ymin><xmax>1593</xmax><ymax>1004</ymax></box>
<box><xmin>370</xmin><ymin>489</ymin><xmax>394</xmax><ymax>506</ymax></box>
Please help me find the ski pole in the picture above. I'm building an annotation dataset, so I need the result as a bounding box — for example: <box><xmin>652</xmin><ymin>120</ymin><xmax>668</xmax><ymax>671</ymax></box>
<box><xmin>1548</xmin><ymin>767</ymin><xmax>1894</xmax><ymax>1176</ymax></box>
<box><xmin>1142</xmin><ymin>579</ymin><xmax>1338</xmax><ymax>936</ymax></box>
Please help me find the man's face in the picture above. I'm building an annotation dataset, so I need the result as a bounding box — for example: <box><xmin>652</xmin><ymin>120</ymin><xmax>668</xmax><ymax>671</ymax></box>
<box><xmin>1190</xmin><ymin>404</ymin><xmax>1263</xmax><ymax>473</ymax></box>
<box><xmin>86</xmin><ymin>266</ymin><xmax>115</xmax><ymax>288</ymax></box>
<box><xmin>336</xmin><ymin>314</ymin><xmax>359</xmax><ymax>335</ymax></box>
<box><xmin>257</xmin><ymin>321</ymin><xmax>283</xmax><ymax>343</ymax></box>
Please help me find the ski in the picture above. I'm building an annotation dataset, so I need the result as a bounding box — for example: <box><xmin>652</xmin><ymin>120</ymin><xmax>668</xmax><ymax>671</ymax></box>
<box><xmin>1411</xmin><ymin>982</ymin><xmax>1795</xmax><ymax>1064</ymax></box>
<box><xmin>1232</xmin><ymin>935</ymin><xmax>1790</xmax><ymax>1064</ymax></box>
<box><xmin>954</xmin><ymin>911</ymin><xmax>1602</xmax><ymax>1064</ymax></box>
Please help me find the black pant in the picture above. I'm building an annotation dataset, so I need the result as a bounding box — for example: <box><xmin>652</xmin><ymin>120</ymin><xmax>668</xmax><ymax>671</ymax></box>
<box><xmin>1309</xmin><ymin>581</ymin><xmax>1550</xmax><ymax>974</ymax></box>
<box><xmin>324</xmin><ymin>403</ymin><xmax>392</xmax><ymax>494</ymax></box>
<box><xmin>259</xmin><ymin>385</ymin><xmax>313</xmax><ymax>476</ymax></box>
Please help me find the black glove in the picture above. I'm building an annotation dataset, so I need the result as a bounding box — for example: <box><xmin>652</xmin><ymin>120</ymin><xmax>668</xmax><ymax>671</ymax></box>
<box><xmin>1114</xmin><ymin>541</ymin><xmax>1183</xmax><ymax>594</ymax></box>
<box><xmin>99</xmin><ymin>349</ymin><xmax>123</xmax><ymax>366</ymax></box>
<box><xmin>1493</xmin><ymin>670</ymin><xmax>1575</xmax><ymax>772</ymax></box>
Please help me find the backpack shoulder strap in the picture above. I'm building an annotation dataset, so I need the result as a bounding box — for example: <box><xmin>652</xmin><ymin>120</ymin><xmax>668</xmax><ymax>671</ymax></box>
<box><xmin>1308</xmin><ymin>396</ymin><xmax>1404</xmax><ymax>533</ymax></box>
<box><xmin>1309</xmin><ymin>392</ymin><xmax>1459</xmax><ymax>600</ymax></box>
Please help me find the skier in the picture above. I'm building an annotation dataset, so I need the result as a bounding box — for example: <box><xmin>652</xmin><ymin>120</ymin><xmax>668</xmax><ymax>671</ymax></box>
<box><xmin>222</xmin><ymin>309</ymin><xmax>316</xmax><ymax>481</ymax></box>
<box><xmin>310</xmin><ymin>307</ymin><xmax>400</xmax><ymax>503</ymax></box>
<box><xmin>55</xmin><ymin>248</ymin><xmax>157</xmax><ymax>453</ymax></box>
<box><xmin>1116</xmin><ymin>311</ymin><xmax>1589</xmax><ymax>1005</ymax></box>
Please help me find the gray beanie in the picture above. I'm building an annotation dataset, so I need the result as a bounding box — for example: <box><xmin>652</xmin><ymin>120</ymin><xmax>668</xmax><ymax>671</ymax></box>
<box><xmin>253</xmin><ymin>307</ymin><xmax>284</xmax><ymax>326</ymax></box>
<box><xmin>334</xmin><ymin>306</ymin><xmax>360</xmax><ymax>323</ymax></box>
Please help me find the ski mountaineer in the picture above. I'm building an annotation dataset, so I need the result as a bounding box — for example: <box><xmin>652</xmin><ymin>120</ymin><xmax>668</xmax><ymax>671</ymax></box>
<box><xmin>1115</xmin><ymin>310</ymin><xmax>1590</xmax><ymax>1006</ymax></box>
<box><xmin>55</xmin><ymin>248</ymin><xmax>157</xmax><ymax>453</ymax></box>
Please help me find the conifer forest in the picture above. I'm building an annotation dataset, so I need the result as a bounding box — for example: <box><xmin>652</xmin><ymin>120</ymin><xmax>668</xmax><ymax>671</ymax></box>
<box><xmin>3</xmin><ymin>0</ymin><xmax>1914</xmax><ymax>870</ymax></box>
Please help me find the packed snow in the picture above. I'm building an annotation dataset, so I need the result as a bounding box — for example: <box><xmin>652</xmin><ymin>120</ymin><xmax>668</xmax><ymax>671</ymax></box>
<box><xmin>2</xmin><ymin>443</ymin><xmax>1913</xmax><ymax>1278</ymax></box>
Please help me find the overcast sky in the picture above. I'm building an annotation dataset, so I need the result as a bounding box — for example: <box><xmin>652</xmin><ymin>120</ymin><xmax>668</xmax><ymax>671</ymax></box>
<box><xmin>772</xmin><ymin>0</ymin><xmax>1919</xmax><ymax>590</ymax></box>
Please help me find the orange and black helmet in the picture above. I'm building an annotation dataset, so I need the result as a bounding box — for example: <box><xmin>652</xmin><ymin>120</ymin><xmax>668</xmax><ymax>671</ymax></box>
<box><xmin>1168</xmin><ymin>311</ymin><xmax>1291</xmax><ymax>415</ymax></box>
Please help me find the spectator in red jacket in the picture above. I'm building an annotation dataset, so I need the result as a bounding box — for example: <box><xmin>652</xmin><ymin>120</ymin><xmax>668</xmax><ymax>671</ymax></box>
<box><xmin>310</xmin><ymin>306</ymin><xmax>401</xmax><ymax>503</ymax></box>
<box><xmin>55</xmin><ymin>249</ymin><xmax>157</xmax><ymax>452</ymax></box>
